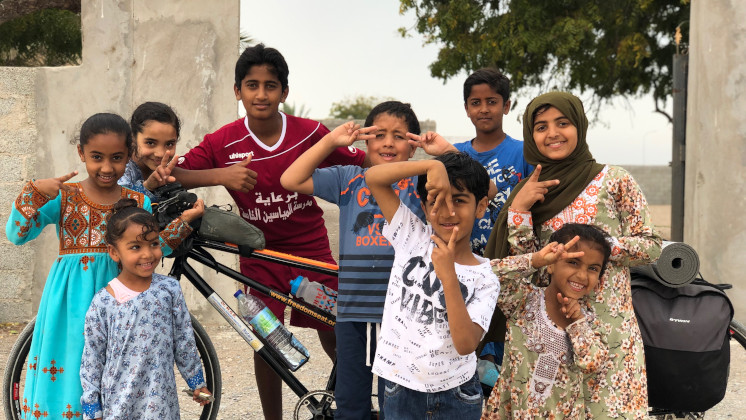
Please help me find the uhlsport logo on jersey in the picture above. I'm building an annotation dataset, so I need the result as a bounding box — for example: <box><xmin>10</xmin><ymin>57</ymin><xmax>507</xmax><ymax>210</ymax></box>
<box><xmin>229</xmin><ymin>152</ymin><xmax>253</xmax><ymax>160</ymax></box>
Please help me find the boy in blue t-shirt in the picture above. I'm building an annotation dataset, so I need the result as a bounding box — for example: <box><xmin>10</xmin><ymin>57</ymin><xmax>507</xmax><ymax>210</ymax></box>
<box><xmin>281</xmin><ymin>101</ymin><xmax>427</xmax><ymax>419</ymax></box>
<box><xmin>454</xmin><ymin>68</ymin><xmax>533</xmax><ymax>256</ymax></box>
<box><xmin>454</xmin><ymin>67</ymin><xmax>532</xmax><ymax>387</ymax></box>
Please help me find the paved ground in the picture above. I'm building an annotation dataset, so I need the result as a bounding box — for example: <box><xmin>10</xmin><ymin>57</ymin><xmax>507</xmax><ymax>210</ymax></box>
<box><xmin>0</xmin><ymin>321</ymin><xmax>338</xmax><ymax>420</ymax></box>
<box><xmin>1</xmin><ymin>321</ymin><xmax>744</xmax><ymax>419</ymax></box>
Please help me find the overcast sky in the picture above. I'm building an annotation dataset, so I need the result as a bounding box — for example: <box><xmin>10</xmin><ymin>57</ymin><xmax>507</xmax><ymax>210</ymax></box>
<box><xmin>240</xmin><ymin>0</ymin><xmax>673</xmax><ymax>166</ymax></box>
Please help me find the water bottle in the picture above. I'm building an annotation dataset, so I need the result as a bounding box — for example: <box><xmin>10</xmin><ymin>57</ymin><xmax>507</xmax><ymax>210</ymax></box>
<box><xmin>477</xmin><ymin>359</ymin><xmax>500</xmax><ymax>387</ymax></box>
<box><xmin>289</xmin><ymin>276</ymin><xmax>338</xmax><ymax>316</ymax></box>
<box><xmin>234</xmin><ymin>290</ymin><xmax>309</xmax><ymax>370</ymax></box>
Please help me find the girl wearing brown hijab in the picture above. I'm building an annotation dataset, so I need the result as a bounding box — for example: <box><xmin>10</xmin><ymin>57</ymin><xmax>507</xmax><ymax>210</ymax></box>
<box><xmin>483</xmin><ymin>92</ymin><xmax>661</xmax><ymax>419</ymax></box>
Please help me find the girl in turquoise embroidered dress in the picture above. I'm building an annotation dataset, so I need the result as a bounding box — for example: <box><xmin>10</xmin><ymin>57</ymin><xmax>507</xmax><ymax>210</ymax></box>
<box><xmin>5</xmin><ymin>113</ymin><xmax>203</xmax><ymax>419</ymax></box>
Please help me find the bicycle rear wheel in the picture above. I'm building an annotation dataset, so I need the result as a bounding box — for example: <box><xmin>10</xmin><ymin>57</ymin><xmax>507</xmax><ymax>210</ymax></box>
<box><xmin>2</xmin><ymin>315</ymin><xmax>222</xmax><ymax>420</ymax></box>
<box><xmin>695</xmin><ymin>318</ymin><xmax>746</xmax><ymax>419</ymax></box>
<box><xmin>728</xmin><ymin>319</ymin><xmax>746</xmax><ymax>348</ymax></box>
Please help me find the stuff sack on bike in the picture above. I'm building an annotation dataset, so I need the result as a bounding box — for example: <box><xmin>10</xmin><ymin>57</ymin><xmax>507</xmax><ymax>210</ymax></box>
<box><xmin>631</xmin><ymin>270</ymin><xmax>734</xmax><ymax>412</ymax></box>
<box><xmin>199</xmin><ymin>205</ymin><xmax>265</xmax><ymax>250</ymax></box>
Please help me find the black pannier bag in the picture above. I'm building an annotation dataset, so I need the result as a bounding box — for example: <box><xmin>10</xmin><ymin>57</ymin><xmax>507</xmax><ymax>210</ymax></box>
<box><xmin>631</xmin><ymin>270</ymin><xmax>734</xmax><ymax>412</ymax></box>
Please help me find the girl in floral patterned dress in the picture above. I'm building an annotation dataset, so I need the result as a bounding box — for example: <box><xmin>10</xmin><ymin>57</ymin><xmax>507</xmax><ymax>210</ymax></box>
<box><xmin>483</xmin><ymin>92</ymin><xmax>662</xmax><ymax>419</ymax></box>
<box><xmin>483</xmin><ymin>223</ymin><xmax>611</xmax><ymax>419</ymax></box>
<box><xmin>5</xmin><ymin>113</ymin><xmax>201</xmax><ymax>419</ymax></box>
<box><xmin>80</xmin><ymin>200</ymin><xmax>210</xmax><ymax>420</ymax></box>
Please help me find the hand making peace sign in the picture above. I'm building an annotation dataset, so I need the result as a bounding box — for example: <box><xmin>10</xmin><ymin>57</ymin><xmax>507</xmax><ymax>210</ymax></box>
<box><xmin>33</xmin><ymin>170</ymin><xmax>80</xmax><ymax>198</ymax></box>
<box><xmin>511</xmin><ymin>165</ymin><xmax>560</xmax><ymax>212</ymax></box>
<box><xmin>406</xmin><ymin>131</ymin><xmax>456</xmax><ymax>156</ymax></box>
<box><xmin>327</xmin><ymin>121</ymin><xmax>378</xmax><ymax>147</ymax></box>
<box><xmin>143</xmin><ymin>152</ymin><xmax>179</xmax><ymax>191</ymax></box>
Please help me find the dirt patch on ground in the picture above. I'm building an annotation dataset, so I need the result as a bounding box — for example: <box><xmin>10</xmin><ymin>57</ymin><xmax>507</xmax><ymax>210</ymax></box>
<box><xmin>0</xmin><ymin>323</ymin><xmax>26</xmax><ymax>338</ymax></box>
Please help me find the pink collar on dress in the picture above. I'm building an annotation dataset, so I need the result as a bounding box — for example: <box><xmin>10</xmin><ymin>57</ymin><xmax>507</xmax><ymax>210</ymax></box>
<box><xmin>109</xmin><ymin>277</ymin><xmax>143</xmax><ymax>303</ymax></box>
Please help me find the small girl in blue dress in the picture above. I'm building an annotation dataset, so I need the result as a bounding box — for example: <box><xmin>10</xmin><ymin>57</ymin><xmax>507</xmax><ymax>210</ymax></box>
<box><xmin>5</xmin><ymin>113</ymin><xmax>201</xmax><ymax>418</ymax></box>
<box><xmin>119</xmin><ymin>102</ymin><xmax>182</xmax><ymax>200</ymax></box>
<box><xmin>80</xmin><ymin>199</ymin><xmax>211</xmax><ymax>419</ymax></box>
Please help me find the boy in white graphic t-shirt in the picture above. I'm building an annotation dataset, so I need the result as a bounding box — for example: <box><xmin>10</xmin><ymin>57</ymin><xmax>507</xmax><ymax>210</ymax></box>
<box><xmin>366</xmin><ymin>152</ymin><xmax>500</xmax><ymax>419</ymax></box>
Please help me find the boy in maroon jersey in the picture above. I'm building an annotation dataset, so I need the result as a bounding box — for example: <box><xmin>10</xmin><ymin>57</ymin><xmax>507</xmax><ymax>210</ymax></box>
<box><xmin>174</xmin><ymin>44</ymin><xmax>368</xmax><ymax>419</ymax></box>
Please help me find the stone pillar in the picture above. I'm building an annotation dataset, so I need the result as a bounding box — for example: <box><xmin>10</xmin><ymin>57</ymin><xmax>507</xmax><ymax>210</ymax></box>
<box><xmin>684</xmin><ymin>0</ymin><xmax>746</xmax><ymax>317</ymax></box>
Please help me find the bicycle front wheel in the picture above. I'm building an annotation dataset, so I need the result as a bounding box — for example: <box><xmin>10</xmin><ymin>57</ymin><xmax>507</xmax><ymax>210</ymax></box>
<box><xmin>2</xmin><ymin>315</ymin><xmax>222</xmax><ymax>420</ymax></box>
<box><xmin>177</xmin><ymin>314</ymin><xmax>222</xmax><ymax>420</ymax></box>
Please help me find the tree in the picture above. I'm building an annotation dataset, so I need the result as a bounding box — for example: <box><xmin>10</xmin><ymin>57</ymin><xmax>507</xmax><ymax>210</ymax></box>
<box><xmin>398</xmin><ymin>0</ymin><xmax>690</xmax><ymax>121</ymax></box>
<box><xmin>329</xmin><ymin>95</ymin><xmax>393</xmax><ymax>119</ymax></box>
<box><xmin>282</xmin><ymin>102</ymin><xmax>311</xmax><ymax>118</ymax></box>
<box><xmin>0</xmin><ymin>0</ymin><xmax>81</xmax><ymax>66</ymax></box>
<box><xmin>239</xmin><ymin>30</ymin><xmax>253</xmax><ymax>52</ymax></box>
<box><xmin>0</xmin><ymin>0</ymin><xmax>79</xmax><ymax>26</ymax></box>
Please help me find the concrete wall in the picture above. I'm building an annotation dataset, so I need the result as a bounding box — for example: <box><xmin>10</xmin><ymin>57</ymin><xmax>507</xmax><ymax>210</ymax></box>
<box><xmin>321</xmin><ymin>117</ymin><xmax>672</xmax><ymax>208</ymax></box>
<box><xmin>624</xmin><ymin>165</ymin><xmax>671</xmax><ymax>206</ymax></box>
<box><xmin>0</xmin><ymin>69</ymin><xmax>40</xmax><ymax>321</ymax></box>
<box><xmin>0</xmin><ymin>0</ymin><xmax>240</xmax><ymax>323</ymax></box>
<box><xmin>319</xmin><ymin>118</ymin><xmax>436</xmax><ymax>134</ymax></box>
<box><xmin>685</xmin><ymin>1</ymin><xmax>746</xmax><ymax>318</ymax></box>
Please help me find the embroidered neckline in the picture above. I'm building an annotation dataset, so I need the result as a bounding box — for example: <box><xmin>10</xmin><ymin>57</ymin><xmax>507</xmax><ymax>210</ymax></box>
<box><xmin>539</xmin><ymin>289</ymin><xmax>568</xmax><ymax>333</ymax></box>
<box><xmin>69</xmin><ymin>182</ymin><xmax>128</xmax><ymax>210</ymax></box>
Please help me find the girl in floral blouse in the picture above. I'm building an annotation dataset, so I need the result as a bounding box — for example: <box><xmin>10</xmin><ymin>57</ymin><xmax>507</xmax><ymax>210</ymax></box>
<box><xmin>483</xmin><ymin>91</ymin><xmax>662</xmax><ymax>419</ymax></box>
<box><xmin>483</xmin><ymin>223</ymin><xmax>611</xmax><ymax>419</ymax></box>
<box><xmin>80</xmin><ymin>199</ymin><xmax>209</xmax><ymax>420</ymax></box>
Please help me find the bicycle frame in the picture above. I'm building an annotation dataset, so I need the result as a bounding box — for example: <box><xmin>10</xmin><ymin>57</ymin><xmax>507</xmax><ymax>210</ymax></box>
<box><xmin>167</xmin><ymin>235</ymin><xmax>338</xmax><ymax>403</ymax></box>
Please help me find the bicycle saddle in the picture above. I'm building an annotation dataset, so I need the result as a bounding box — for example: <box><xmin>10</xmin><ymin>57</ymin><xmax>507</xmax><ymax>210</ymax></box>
<box><xmin>198</xmin><ymin>206</ymin><xmax>266</xmax><ymax>250</ymax></box>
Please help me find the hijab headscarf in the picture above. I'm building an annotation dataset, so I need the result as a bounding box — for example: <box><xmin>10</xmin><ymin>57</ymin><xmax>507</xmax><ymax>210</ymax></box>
<box><xmin>484</xmin><ymin>91</ymin><xmax>605</xmax><ymax>259</ymax></box>
<box><xmin>479</xmin><ymin>91</ymin><xmax>605</xmax><ymax>346</ymax></box>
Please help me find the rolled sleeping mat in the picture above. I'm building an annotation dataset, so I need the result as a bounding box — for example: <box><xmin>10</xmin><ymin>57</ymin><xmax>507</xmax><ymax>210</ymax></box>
<box><xmin>635</xmin><ymin>241</ymin><xmax>699</xmax><ymax>288</ymax></box>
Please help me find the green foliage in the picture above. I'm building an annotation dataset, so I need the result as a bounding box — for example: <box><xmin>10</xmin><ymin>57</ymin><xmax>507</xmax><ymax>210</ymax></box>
<box><xmin>0</xmin><ymin>8</ymin><xmax>81</xmax><ymax>66</ymax></box>
<box><xmin>239</xmin><ymin>30</ymin><xmax>253</xmax><ymax>52</ymax></box>
<box><xmin>329</xmin><ymin>95</ymin><xmax>393</xmax><ymax>119</ymax></box>
<box><xmin>282</xmin><ymin>102</ymin><xmax>311</xmax><ymax>118</ymax></box>
<box><xmin>399</xmin><ymin>0</ymin><xmax>690</xmax><ymax>118</ymax></box>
